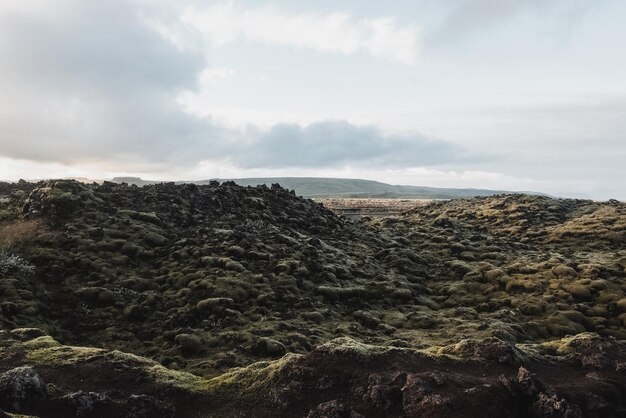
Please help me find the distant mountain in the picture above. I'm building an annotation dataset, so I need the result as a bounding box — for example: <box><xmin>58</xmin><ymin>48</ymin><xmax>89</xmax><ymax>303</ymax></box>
<box><xmin>110</xmin><ymin>177</ymin><xmax>154</xmax><ymax>186</ymax></box>
<box><xmin>110</xmin><ymin>176</ymin><xmax>543</xmax><ymax>199</ymax></box>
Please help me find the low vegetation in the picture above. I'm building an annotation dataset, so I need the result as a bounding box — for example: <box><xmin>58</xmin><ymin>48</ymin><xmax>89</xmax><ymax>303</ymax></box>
<box><xmin>0</xmin><ymin>180</ymin><xmax>624</xmax><ymax>417</ymax></box>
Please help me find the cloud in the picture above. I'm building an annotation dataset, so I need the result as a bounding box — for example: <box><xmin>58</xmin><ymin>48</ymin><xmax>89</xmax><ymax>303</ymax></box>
<box><xmin>431</xmin><ymin>0</ymin><xmax>599</xmax><ymax>44</ymax></box>
<box><xmin>0</xmin><ymin>1</ymin><xmax>455</xmax><ymax>172</ymax></box>
<box><xmin>235</xmin><ymin>121</ymin><xmax>460</xmax><ymax>169</ymax></box>
<box><xmin>438</xmin><ymin>0</ymin><xmax>544</xmax><ymax>34</ymax></box>
<box><xmin>0</xmin><ymin>0</ymin><xmax>437</xmax><ymax>172</ymax></box>
<box><xmin>180</xmin><ymin>2</ymin><xmax>421</xmax><ymax>65</ymax></box>
<box><xmin>0</xmin><ymin>0</ymin><xmax>220</xmax><ymax>167</ymax></box>
<box><xmin>198</xmin><ymin>68</ymin><xmax>236</xmax><ymax>85</ymax></box>
<box><xmin>425</xmin><ymin>0</ymin><xmax>607</xmax><ymax>49</ymax></box>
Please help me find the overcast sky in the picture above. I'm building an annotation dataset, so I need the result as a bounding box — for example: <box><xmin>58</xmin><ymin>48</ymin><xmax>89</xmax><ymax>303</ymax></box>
<box><xmin>1</xmin><ymin>0</ymin><xmax>624</xmax><ymax>199</ymax></box>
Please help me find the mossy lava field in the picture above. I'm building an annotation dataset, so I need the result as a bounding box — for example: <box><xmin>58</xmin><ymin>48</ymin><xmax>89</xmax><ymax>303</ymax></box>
<box><xmin>0</xmin><ymin>180</ymin><xmax>625</xmax><ymax>417</ymax></box>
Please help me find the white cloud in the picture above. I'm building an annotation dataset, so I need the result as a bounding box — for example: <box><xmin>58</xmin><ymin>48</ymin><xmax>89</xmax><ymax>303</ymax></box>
<box><xmin>0</xmin><ymin>0</ymin><xmax>222</xmax><ymax>166</ymax></box>
<box><xmin>198</xmin><ymin>67</ymin><xmax>235</xmax><ymax>85</ymax></box>
<box><xmin>180</xmin><ymin>2</ymin><xmax>421</xmax><ymax>65</ymax></box>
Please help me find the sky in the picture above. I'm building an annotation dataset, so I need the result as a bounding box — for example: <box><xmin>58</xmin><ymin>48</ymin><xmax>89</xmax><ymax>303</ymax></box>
<box><xmin>0</xmin><ymin>0</ymin><xmax>625</xmax><ymax>199</ymax></box>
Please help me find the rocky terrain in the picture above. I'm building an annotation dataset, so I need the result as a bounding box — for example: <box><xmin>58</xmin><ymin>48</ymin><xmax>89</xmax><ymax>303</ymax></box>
<box><xmin>0</xmin><ymin>180</ymin><xmax>624</xmax><ymax>417</ymax></box>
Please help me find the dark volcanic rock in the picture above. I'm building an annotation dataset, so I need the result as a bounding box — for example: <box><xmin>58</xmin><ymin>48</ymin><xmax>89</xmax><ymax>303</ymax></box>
<box><xmin>0</xmin><ymin>332</ymin><xmax>623</xmax><ymax>417</ymax></box>
<box><xmin>0</xmin><ymin>366</ymin><xmax>46</xmax><ymax>411</ymax></box>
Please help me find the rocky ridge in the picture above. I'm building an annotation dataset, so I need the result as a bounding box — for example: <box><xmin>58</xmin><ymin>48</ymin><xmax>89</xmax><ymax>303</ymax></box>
<box><xmin>0</xmin><ymin>328</ymin><xmax>624</xmax><ymax>417</ymax></box>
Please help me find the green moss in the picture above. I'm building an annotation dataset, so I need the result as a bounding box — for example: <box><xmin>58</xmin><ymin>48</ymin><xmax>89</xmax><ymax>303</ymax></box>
<box><xmin>542</xmin><ymin>313</ymin><xmax>587</xmax><ymax>336</ymax></box>
<box><xmin>315</xmin><ymin>286</ymin><xmax>374</xmax><ymax>300</ymax></box>
<box><xmin>196</xmin><ymin>297</ymin><xmax>235</xmax><ymax>313</ymax></box>
<box><xmin>26</xmin><ymin>345</ymin><xmax>104</xmax><ymax>366</ymax></box>
<box><xmin>146</xmin><ymin>364</ymin><xmax>212</xmax><ymax>393</ymax></box>
<box><xmin>563</xmin><ymin>282</ymin><xmax>592</xmax><ymax>301</ymax></box>
<box><xmin>316</xmin><ymin>337</ymin><xmax>395</xmax><ymax>357</ymax></box>
<box><xmin>518</xmin><ymin>303</ymin><xmax>544</xmax><ymax>316</ymax></box>
<box><xmin>175</xmin><ymin>334</ymin><xmax>204</xmax><ymax>354</ymax></box>
<box><xmin>0</xmin><ymin>209</ymin><xmax>17</xmax><ymax>222</ymax></box>
<box><xmin>103</xmin><ymin>349</ymin><xmax>154</xmax><ymax>367</ymax></box>
<box><xmin>19</xmin><ymin>336</ymin><xmax>60</xmax><ymax>350</ymax></box>
<box><xmin>213</xmin><ymin>229</ymin><xmax>234</xmax><ymax>238</ymax></box>
<box><xmin>203</xmin><ymin>353</ymin><xmax>300</xmax><ymax>394</ymax></box>
<box><xmin>140</xmin><ymin>230</ymin><xmax>169</xmax><ymax>247</ymax></box>
<box><xmin>224</xmin><ymin>260</ymin><xmax>246</xmax><ymax>272</ymax></box>
<box><xmin>117</xmin><ymin>209</ymin><xmax>162</xmax><ymax>225</ymax></box>
<box><xmin>97</xmin><ymin>347</ymin><xmax>299</xmax><ymax>396</ymax></box>
<box><xmin>202</xmin><ymin>256</ymin><xmax>236</xmax><ymax>268</ymax></box>
<box><xmin>539</xmin><ymin>332</ymin><xmax>599</xmax><ymax>355</ymax></box>
<box><xmin>302</xmin><ymin>311</ymin><xmax>325</xmax><ymax>324</ymax></box>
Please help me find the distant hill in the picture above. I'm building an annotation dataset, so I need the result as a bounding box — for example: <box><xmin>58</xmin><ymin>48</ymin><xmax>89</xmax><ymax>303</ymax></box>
<box><xmin>110</xmin><ymin>176</ymin><xmax>542</xmax><ymax>199</ymax></box>
<box><xmin>217</xmin><ymin>177</ymin><xmax>542</xmax><ymax>199</ymax></box>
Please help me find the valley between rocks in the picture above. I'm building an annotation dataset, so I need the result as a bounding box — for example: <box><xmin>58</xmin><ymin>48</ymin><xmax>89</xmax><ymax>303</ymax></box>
<box><xmin>0</xmin><ymin>180</ymin><xmax>624</xmax><ymax>417</ymax></box>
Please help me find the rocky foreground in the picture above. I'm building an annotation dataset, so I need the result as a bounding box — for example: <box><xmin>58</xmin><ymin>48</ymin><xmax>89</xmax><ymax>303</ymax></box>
<box><xmin>0</xmin><ymin>180</ymin><xmax>624</xmax><ymax>417</ymax></box>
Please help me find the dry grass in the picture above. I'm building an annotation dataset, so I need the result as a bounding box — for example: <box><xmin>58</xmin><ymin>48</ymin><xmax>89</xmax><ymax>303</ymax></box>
<box><xmin>0</xmin><ymin>220</ymin><xmax>44</xmax><ymax>247</ymax></box>
<box><xmin>317</xmin><ymin>198</ymin><xmax>435</xmax><ymax>217</ymax></box>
